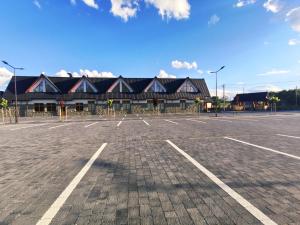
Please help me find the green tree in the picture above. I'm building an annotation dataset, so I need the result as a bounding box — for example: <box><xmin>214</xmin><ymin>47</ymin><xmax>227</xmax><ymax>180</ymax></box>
<box><xmin>269</xmin><ymin>95</ymin><xmax>280</xmax><ymax>112</ymax></box>
<box><xmin>107</xmin><ymin>99</ymin><xmax>113</xmax><ymax>116</ymax></box>
<box><xmin>0</xmin><ymin>98</ymin><xmax>8</xmax><ymax>109</ymax></box>
<box><xmin>194</xmin><ymin>97</ymin><xmax>203</xmax><ymax>114</ymax></box>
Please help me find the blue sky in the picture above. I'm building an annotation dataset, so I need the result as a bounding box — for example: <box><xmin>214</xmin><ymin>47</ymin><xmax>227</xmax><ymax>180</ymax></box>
<box><xmin>0</xmin><ymin>0</ymin><xmax>300</xmax><ymax>98</ymax></box>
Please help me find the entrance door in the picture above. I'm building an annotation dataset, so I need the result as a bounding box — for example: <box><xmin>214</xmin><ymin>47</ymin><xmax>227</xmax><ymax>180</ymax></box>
<box><xmin>88</xmin><ymin>101</ymin><xmax>96</xmax><ymax>115</ymax></box>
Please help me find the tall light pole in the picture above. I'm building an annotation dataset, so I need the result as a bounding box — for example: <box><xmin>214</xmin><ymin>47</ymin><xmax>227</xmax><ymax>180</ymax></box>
<box><xmin>2</xmin><ymin>61</ymin><xmax>24</xmax><ymax>123</ymax></box>
<box><xmin>210</xmin><ymin>66</ymin><xmax>225</xmax><ymax>117</ymax></box>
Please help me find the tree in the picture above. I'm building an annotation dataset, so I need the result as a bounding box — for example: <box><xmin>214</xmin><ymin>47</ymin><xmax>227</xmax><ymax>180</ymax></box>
<box><xmin>107</xmin><ymin>99</ymin><xmax>113</xmax><ymax>115</ymax></box>
<box><xmin>269</xmin><ymin>96</ymin><xmax>280</xmax><ymax>112</ymax></box>
<box><xmin>194</xmin><ymin>97</ymin><xmax>203</xmax><ymax>114</ymax></box>
<box><xmin>0</xmin><ymin>98</ymin><xmax>9</xmax><ymax>124</ymax></box>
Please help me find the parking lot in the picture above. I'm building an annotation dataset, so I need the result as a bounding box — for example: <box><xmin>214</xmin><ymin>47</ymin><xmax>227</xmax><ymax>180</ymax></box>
<box><xmin>1</xmin><ymin>113</ymin><xmax>300</xmax><ymax>225</ymax></box>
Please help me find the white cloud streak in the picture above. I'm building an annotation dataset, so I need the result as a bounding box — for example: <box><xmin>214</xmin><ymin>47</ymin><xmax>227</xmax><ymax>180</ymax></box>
<box><xmin>145</xmin><ymin>0</ymin><xmax>190</xmax><ymax>20</ymax></box>
<box><xmin>288</xmin><ymin>38</ymin><xmax>300</xmax><ymax>46</ymax></box>
<box><xmin>171</xmin><ymin>60</ymin><xmax>197</xmax><ymax>70</ymax></box>
<box><xmin>208</xmin><ymin>14</ymin><xmax>220</xmax><ymax>26</ymax></box>
<box><xmin>110</xmin><ymin>0</ymin><xmax>138</xmax><ymax>22</ymax></box>
<box><xmin>33</xmin><ymin>0</ymin><xmax>41</xmax><ymax>9</ymax></box>
<box><xmin>157</xmin><ymin>70</ymin><xmax>176</xmax><ymax>78</ymax></box>
<box><xmin>0</xmin><ymin>67</ymin><xmax>13</xmax><ymax>91</ymax></box>
<box><xmin>56</xmin><ymin>69</ymin><xmax>116</xmax><ymax>78</ymax></box>
<box><xmin>257</xmin><ymin>69</ymin><xmax>290</xmax><ymax>76</ymax></box>
<box><xmin>82</xmin><ymin>0</ymin><xmax>99</xmax><ymax>9</ymax></box>
<box><xmin>234</xmin><ymin>0</ymin><xmax>256</xmax><ymax>8</ymax></box>
<box><xmin>263</xmin><ymin>0</ymin><xmax>281</xmax><ymax>13</ymax></box>
<box><xmin>286</xmin><ymin>7</ymin><xmax>300</xmax><ymax>32</ymax></box>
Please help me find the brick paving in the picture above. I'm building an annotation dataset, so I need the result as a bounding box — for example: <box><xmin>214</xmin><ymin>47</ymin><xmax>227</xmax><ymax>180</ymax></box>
<box><xmin>0</xmin><ymin>113</ymin><xmax>299</xmax><ymax>224</ymax></box>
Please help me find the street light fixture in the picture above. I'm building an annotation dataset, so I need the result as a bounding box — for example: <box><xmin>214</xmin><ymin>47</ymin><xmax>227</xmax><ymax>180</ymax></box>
<box><xmin>210</xmin><ymin>66</ymin><xmax>225</xmax><ymax>117</ymax></box>
<box><xmin>2</xmin><ymin>60</ymin><xmax>24</xmax><ymax>123</ymax></box>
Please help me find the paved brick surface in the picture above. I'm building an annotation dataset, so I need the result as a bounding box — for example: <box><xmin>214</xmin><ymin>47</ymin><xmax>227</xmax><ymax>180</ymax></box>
<box><xmin>0</xmin><ymin>113</ymin><xmax>299</xmax><ymax>224</ymax></box>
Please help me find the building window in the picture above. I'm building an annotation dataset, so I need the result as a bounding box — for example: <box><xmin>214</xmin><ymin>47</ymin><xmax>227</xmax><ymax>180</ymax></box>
<box><xmin>76</xmin><ymin>103</ymin><xmax>84</xmax><ymax>111</ymax></box>
<box><xmin>180</xmin><ymin>100</ymin><xmax>186</xmax><ymax>110</ymax></box>
<box><xmin>34</xmin><ymin>103</ymin><xmax>45</xmax><ymax>112</ymax></box>
<box><xmin>146</xmin><ymin>80</ymin><xmax>166</xmax><ymax>93</ymax></box>
<box><xmin>47</xmin><ymin>103</ymin><xmax>56</xmax><ymax>112</ymax></box>
<box><xmin>178</xmin><ymin>80</ymin><xmax>198</xmax><ymax>93</ymax></box>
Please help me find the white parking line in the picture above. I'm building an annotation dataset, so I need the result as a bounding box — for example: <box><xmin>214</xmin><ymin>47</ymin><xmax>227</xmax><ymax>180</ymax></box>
<box><xmin>10</xmin><ymin>123</ymin><xmax>48</xmax><ymax>131</ymax></box>
<box><xmin>164</xmin><ymin>119</ymin><xmax>178</xmax><ymax>125</ymax></box>
<box><xmin>224</xmin><ymin>137</ymin><xmax>300</xmax><ymax>160</ymax></box>
<box><xmin>36</xmin><ymin>143</ymin><xmax>108</xmax><ymax>225</ymax></box>
<box><xmin>277</xmin><ymin>134</ymin><xmax>300</xmax><ymax>139</ymax></box>
<box><xmin>210</xmin><ymin>118</ymin><xmax>233</xmax><ymax>122</ymax></box>
<box><xmin>143</xmin><ymin>120</ymin><xmax>150</xmax><ymax>126</ymax></box>
<box><xmin>117</xmin><ymin>121</ymin><xmax>122</xmax><ymax>127</ymax></box>
<box><xmin>84</xmin><ymin>122</ymin><xmax>99</xmax><ymax>128</ymax></box>
<box><xmin>48</xmin><ymin>123</ymin><xmax>72</xmax><ymax>130</ymax></box>
<box><xmin>186</xmin><ymin>119</ymin><xmax>207</xmax><ymax>124</ymax></box>
<box><xmin>166</xmin><ymin>140</ymin><xmax>277</xmax><ymax>225</ymax></box>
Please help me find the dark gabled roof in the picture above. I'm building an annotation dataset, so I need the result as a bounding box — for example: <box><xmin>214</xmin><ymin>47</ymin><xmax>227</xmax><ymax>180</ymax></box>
<box><xmin>4</xmin><ymin>75</ymin><xmax>211</xmax><ymax>101</ymax></box>
<box><xmin>233</xmin><ymin>92</ymin><xmax>269</xmax><ymax>102</ymax></box>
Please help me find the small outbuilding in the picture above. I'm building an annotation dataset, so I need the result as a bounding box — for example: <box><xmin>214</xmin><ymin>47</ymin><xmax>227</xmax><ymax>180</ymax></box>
<box><xmin>232</xmin><ymin>92</ymin><xmax>269</xmax><ymax>111</ymax></box>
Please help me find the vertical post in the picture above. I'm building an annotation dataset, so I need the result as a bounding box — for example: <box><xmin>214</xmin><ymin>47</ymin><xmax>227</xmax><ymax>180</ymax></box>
<box><xmin>215</xmin><ymin>72</ymin><xmax>218</xmax><ymax>117</ymax></box>
<box><xmin>223</xmin><ymin>84</ymin><xmax>225</xmax><ymax>112</ymax></box>
<box><xmin>14</xmin><ymin>69</ymin><xmax>18</xmax><ymax>123</ymax></box>
<box><xmin>296</xmin><ymin>86</ymin><xmax>298</xmax><ymax>108</ymax></box>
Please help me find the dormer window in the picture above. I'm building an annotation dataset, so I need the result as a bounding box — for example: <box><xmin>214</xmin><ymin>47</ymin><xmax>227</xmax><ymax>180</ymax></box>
<box><xmin>145</xmin><ymin>79</ymin><xmax>166</xmax><ymax>93</ymax></box>
<box><xmin>69</xmin><ymin>78</ymin><xmax>98</xmax><ymax>93</ymax></box>
<box><xmin>177</xmin><ymin>80</ymin><xmax>198</xmax><ymax>93</ymax></box>
<box><xmin>27</xmin><ymin>76</ymin><xmax>59</xmax><ymax>93</ymax></box>
<box><xmin>107</xmin><ymin>78</ymin><xmax>133</xmax><ymax>93</ymax></box>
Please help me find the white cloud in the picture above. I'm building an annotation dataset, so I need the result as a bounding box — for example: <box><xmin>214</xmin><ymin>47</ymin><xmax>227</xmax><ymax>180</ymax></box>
<box><xmin>0</xmin><ymin>67</ymin><xmax>13</xmax><ymax>90</ymax></box>
<box><xmin>56</xmin><ymin>69</ymin><xmax>116</xmax><ymax>78</ymax></box>
<box><xmin>286</xmin><ymin>7</ymin><xmax>300</xmax><ymax>32</ymax></box>
<box><xmin>288</xmin><ymin>38</ymin><xmax>300</xmax><ymax>46</ymax></box>
<box><xmin>208</xmin><ymin>14</ymin><xmax>220</xmax><ymax>26</ymax></box>
<box><xmin>298</xmin><ymin>60</ymin><xmax>300</xmax><ymax>64</ymax></box>
<box><xmin>145</xmin><ymin>0</ymin><xmax>190</xmax><ymax>20</ymax></box>
<box><xmin>33</xmin><ymin>0</ymin><xmax>41</xmax><ymax>9</ymax></box>
<box><xmin>82</xmin><ymin>0</ymin><xmax>99</xmax><ymax>9</ymax></box>
<box><xmin>197</xmin><ymin>70</ymin><xmax>204</xmax><ymax>75</ymax></box>
<box><xmin>171</xmin><ymin>60</ymin><xmax>197</xmax><ymax>70</ymax></box>
<box><xmin>157</xmin><ymin>70</ymin><xmax>176</xmax><ymax>78</ymax></box>
<box><xmin>263</xmin><ymin>0</ymin><xmax>281</xmax><ymax>13</ymax></box>
<box><xmin>110</xmin><ymin>0</ymin><xmax>138</xmax><ymax>22</ymax></box>
<box><xmin>249</xmin><ymin>84</ymin><xmax>282</xmax><ymax>92</ymax></box>
<box><xmin>257</xmin><ymin>69</ymin><xmax>290</xmax><ymax>76</ymax></box>
<box><xmin>234</xmin><ymin>0</ymin><xmax>256</xmax><ymax>8</ymax></box>
<box><xmin>70</xmin><ymin>0</ymin><xmax>76</xmax><ymax>5</ymax></box>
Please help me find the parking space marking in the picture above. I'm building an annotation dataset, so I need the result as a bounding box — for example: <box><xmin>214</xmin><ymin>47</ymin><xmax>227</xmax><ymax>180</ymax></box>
<box><xmin>224</xmin><ymin>137</ymin><xmax>300</xmax><ymax>160</ymax></box>
<box><xmin>36</xmin><ymin>143</ymin><xmax>108</xmax><ymax>225</ymax></box>
<box><xmin>166</xmin><ymin>140</ymin><xmax>277</xmax><ymax>225</ymax></box>
<box><xmin>117</xmin><ymin>121</ymin><xmax>122</xmax><ymax>127</ymax></box>
<box><xmin>186</xmin><ymin>119</ymin><xmax>207</xmax><ymax>124</ymax></box>
<box><xmin>164</xmin><ymin>119</ymin><xmax>178</xmax><ymax>125</ymax></box>
<box><xmin>84</xmin><ymin>122</ymin><xmax>99</xmax><ymax>128</ymax></box>
<box><xmin>143</xmin><ymin>120</ymin><xmax>150</xmax><ymax>126</ymax></box>
<box><xmin>210</xmin><ymin>118</ymin><xmax>233</xmax><ymax>122</ymax></box>
<box><xmin>48</xmin><ymin>123</ymin><xmax>72</xmax><ymax>130</ymax></box>
<box><xmin>277</xmin><ymin>134</ymin><xmax>300</xmax><ymax>139</ymax></box>
<box><xmin>10</xmin><ymin>123</ymin><xmax>48</xmax><ymax>131</ymax></box>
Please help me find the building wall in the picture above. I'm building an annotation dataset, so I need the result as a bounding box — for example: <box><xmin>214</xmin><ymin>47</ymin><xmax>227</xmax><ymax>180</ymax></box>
<box><xmin>12</xmin><ymin>100</ymin><xmax>200</xmax><ymax>117</ymax></box>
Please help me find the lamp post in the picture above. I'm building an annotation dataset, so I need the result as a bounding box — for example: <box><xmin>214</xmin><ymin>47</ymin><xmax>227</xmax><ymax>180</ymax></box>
<box><xmin>210</xmin><ymin>66</ymin><xmax>225</xmax><ymax>117</ymax></box>
<box><xmin>2</xmin><ymin>61</ymin><xmax>24</xmax><ymax>123</ymax></box>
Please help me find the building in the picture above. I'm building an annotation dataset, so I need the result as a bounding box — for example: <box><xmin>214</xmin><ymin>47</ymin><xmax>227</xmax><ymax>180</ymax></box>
<box><xmin>232</xmin><ymin>92</ymin><xmax>269</xmax><ymax>111</ymax></box>
<box><xmin>0</xmin><ymin>91</ymin><xmax>3</xmax><ymax>99</ymax></box>
<box><xmin>3</xmin><ymin>74</ymin><xmax>211</xmax><ymax>116</ymax></box>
